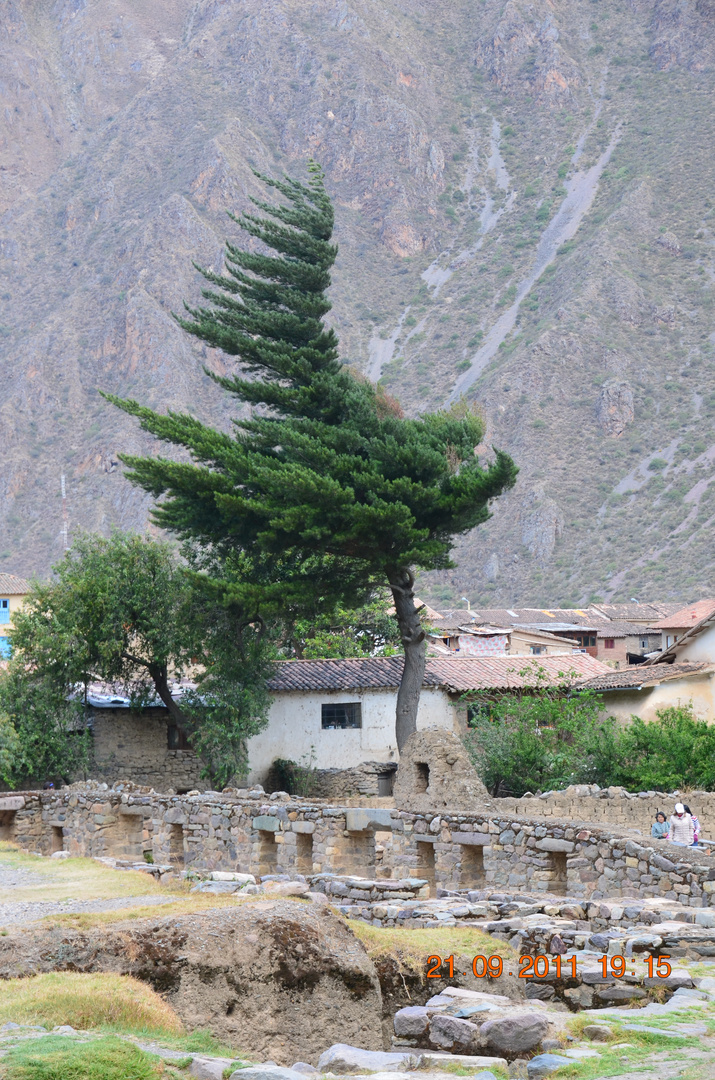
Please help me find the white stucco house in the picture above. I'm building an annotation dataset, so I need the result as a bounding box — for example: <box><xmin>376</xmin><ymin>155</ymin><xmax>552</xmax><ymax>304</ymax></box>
<box><xmin>245</xmin><ymin>653</ymin><xmax>609</xmax><ymax>785</ymax></box>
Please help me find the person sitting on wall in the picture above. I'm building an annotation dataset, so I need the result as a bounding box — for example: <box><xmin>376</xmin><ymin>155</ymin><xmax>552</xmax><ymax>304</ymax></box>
<box><xmin>651</xmin><ymin>812</ymin><xmax>669</xmax><ymax>840</ymax></box>
<box><xmin>669</xmin><ymin>803</ymin><xmax>695</xmax><ymax>846</ymax></box>
<box><xmin>683</xmin><ymin>803</ymin><xmax>700</xmax><ymax>846</ymax></box>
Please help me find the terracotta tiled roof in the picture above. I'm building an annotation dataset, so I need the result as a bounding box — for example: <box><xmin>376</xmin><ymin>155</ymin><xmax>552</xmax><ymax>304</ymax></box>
<box><xmin>0</xmin><ymin>574</ymin><xmax>30</xmax><ymax>594</ymax></box>
<box><xmin>595</xmin><ymin>621</ymin><xmax>653</xmax><ymax>638</ymax></box>
<box><xmin>267</xmin><ymin>654</ymin><xmax>610</xmax><ymax>693</ymax></box>
<box><xmin>577</xmin><ymin>661</ymin><xmax>713</xmax><ymax>692</ymax></box>
<box><xmin>649</xmin><ymin>599</ymin><xmax>715</xmax><ymax>630</ymax></box>
<box><xmin>267</xmin><ymin>656</ymin><xmax>417</xmax><ymax>692</ymax></box>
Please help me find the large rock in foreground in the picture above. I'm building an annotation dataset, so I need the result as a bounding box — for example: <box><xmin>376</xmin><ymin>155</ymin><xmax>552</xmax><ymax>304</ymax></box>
<box><xmin>0</xmin><ymin>900</ymin><xmax>382</xmax><ymax>1064</ymax></box>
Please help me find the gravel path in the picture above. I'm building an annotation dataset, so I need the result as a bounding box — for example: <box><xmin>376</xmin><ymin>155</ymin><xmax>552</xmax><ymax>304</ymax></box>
<box><xmin>0</xmin><ymin>856</ymin><xmax>178</xmax><ymax>926</ymax></box>
<box><xmin>0</xmin><ymin>894</ymin><xmax>178</xmax><ymax>926</ymax></box>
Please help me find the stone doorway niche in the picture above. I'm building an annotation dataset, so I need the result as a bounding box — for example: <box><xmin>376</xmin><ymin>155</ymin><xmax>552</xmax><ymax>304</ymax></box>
<box><xmin>104</xmin><ymin>810</ymin><xmax>144</xmax><ymax>860</ymax></box>
<box><xmin>258</xmin><ymin>830</ymin><xmax>278</xmax><ymax>876</ymax></box>
<box><xmin>459</xmin><ymin>841</ymin><xmax>485</xmax><ymax>888</ymax></box>
<box><xmin>0</xmin><ymin>811</ymin><xmax>16</xmax><ymax>843</ymax></box>
<box><xmin>51</xmin><ymin>826</ymin><xmax>64</xmax><ymax>854</ymax></box>
<box><xmin>334</xmin><ymin>829</ymin><xmax>376</xmax><ymax>878</ymax></box>
<box><xmin>296</xmin><ymin>832</ymin><xmax>313</xmax><ymax>875</ymax></box>
<box><xmin>549</xmin><ymin>851</ymin><xmax>568</xmax><ymax>896</ymax></box>
<box><xmin>377</xmin><ymin>770</ymin><xmax>395</xmax><ymax>797</ymax></box>
<box><xmin>415</xmin><ymin>762</ymin><xmax>430</xmax><ymax>793</ymax></box>
<box><xmin>416</xmin><ymin>839</ymin><xmax>436</xmax><ymax>896</ymax></box>
<box><xmin>169</xmin><ymin>824</ymin><xmax>185</xmax><ymax>868</ymax></box>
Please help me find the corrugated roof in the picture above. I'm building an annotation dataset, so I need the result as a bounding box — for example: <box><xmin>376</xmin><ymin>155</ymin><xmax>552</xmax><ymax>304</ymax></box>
<box><xmin>577</xmin><ymin>661</ymin><xmax>713</xmax><ymax>692</ymax></box>
<box><xmin>0</xmin><ymin>574</ymin><xmax>30</xmax><ymax>594</ymax></box>
<box><xmin>267</xmin><ymin>654</ymin><xmax>610</xmax><ymax>693</ymax></box>
<box><xmin>590</xmin><ymin>602</ymin><xmax>683</xmax><ymax>623</ymax></box>
<box><xmin>649</xmin><ymin>599</ymin><xmax>715</xmax><ymax>630</ymax></box>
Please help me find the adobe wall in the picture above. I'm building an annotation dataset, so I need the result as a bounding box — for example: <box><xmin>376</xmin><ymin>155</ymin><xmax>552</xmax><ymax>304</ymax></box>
<box><xmin>496</xmin><ymin>784</ymin><xmax>715</xmax><ymax>836</ymax></box>
<box><xmin>89</xmin><ymin>708</ymin><xmax>204</xmax><ymax>792</ymax></box>
<box><xmin>3</xmin><ymin>784</ymin><xmax>715</xmax><ymax>907</ymax></box>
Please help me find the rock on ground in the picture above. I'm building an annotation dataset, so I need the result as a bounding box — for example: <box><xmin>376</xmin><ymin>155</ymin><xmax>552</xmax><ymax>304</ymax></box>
<box><xmin>0</xmin><ymin>901</ymin><xmax>382</xmax><ymax>1065</ymax></box>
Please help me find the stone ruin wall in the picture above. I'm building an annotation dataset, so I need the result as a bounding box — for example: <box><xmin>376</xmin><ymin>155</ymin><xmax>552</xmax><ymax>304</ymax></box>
<box><xmin>498</xmin><ymin>785</ymin><xmax>715</xmax><ymax>836</ymax></box>
<box><xmin>2</xmin><ymin>785</ymin><xmax>715</xmax><ymax>908</ymax></box>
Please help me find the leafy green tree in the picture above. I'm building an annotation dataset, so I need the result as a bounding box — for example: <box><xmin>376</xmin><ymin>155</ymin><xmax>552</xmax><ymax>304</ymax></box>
<box><xmin>104</xmin><ymin>165</ymin><xmax>516</xmax><ymax>749</ymax></box>
<box><xmin>463</xmin><ymin>662</ymin><xmax>611</xmax><ymax>796</ymax></box>
<box><xmin>1</xmin><ymin>533</ymin><xmax>273</xmax><ymax>788</ymax></box>
<box><xmin>612</xmin><ymin>704</ymin><xmax>715</xmax><ymax>792</ymax></box>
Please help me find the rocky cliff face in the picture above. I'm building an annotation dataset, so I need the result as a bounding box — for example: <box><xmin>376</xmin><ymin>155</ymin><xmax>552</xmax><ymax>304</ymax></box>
<box><xmin>1</xmin><ymin>0</ymin><xmax>714</xmax><ymax>605</ymax></box>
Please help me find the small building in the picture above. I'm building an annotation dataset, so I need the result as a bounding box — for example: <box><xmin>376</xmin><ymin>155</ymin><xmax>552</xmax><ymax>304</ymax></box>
<box><xmin>0</xmin><ymin>574</ymin><xmax>30</xmax><ymax>660</ymax></box>
<box><xmin>648</xmin><ymin>600</ymin><xmax>715</xmax><ymax>656</ymax></box>
<box><xmin>452</xmin><ymin>606</ymin><xmax>662</xmax><ymax>668</ymax></box>
<box><xmin>427</xmin><ymin>618</ymin><xmax>578</xmax><ymax>657</ymax></box>
<box><xmin>76</xmin><ymin>654</ymin><xmax>610</xmax><ymax>792</ymax></box>
<box><xmin>577</xmin><ymin>661</ymin><xmax>715</xmax><ymax>724</ymax></box>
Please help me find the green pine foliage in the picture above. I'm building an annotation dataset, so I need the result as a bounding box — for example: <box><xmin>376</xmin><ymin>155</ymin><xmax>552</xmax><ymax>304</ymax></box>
<box><xmin>104</xmin><ymin>165</ymin><xmax>516</xmax><ymax>743</ymax></box>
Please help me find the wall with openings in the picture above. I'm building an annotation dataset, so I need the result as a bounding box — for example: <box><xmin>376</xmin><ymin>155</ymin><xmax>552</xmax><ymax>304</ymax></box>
<box><xmin>7</xmin><ymin>784</ymin><xmax>715</xmax><ymax>908</ymax></box>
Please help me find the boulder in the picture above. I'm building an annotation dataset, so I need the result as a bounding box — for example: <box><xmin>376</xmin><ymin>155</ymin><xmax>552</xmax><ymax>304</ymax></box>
<box><xmin>644</xmin><ymin>969</ymin><xmax>693</xmax><ymax>990</ymax></box>
<box><xmin>594</xmin><ymin>985</ymin><xmax>646</xmax><ymax>1004</ymax></box>
<box><xmin>316</xmin><ymin>1046</ymin><xmax>417</xmax><ymax>1073</ymax></box>
<box><xmin>393</xmin><ymin>1007</ymin><xmax>430</xmax><ymax>1038</ymax></box>
<box><xmin>582</xmin><ymin>1025</ymin><xmax>613</xmax><ymax>1042</ymax></box>
<box><xmin>191</xmin><ymin>1058</ymin><xmax>241</xmax><ymax>1080</ymax></box>
<box><xmin>262</xmin><ymin>881</ymin><xmax>310</xmax><ymax>897</ymax></box>
<box><xmin>428</xmin><ymin>1015</ymin><xmax>480</xmax><ymax>1052</ymax></box>
<box><xmin>289</xmin><ymin>1067</ymin><xmax>318</xmax><ymax>1075</ymax></box>
<box><xmin>527</xmin><ymin>1054</ymin><xmax>573</xmax><ymax>1078</ymax></box>
<box><xmin>229</xmin><ymin>1070</ymin><xmax>307</xmax><ymax>1080</ymax></box>
<box><xmin>480</xmin><ymin>1014</ymin><xmax>549</xmax><ymax>1054</ymax></box>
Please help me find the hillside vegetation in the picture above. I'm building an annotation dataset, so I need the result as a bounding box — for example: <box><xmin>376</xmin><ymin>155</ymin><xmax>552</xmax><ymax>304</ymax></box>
<box><xmin>1</xmin><ymin>0</ymin><xmax>714</xmax><ymax>605</ymax></box>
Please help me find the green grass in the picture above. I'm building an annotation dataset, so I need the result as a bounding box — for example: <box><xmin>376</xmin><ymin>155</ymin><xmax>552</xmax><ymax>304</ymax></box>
<box><xmin>348</xmin><ymin>921</ymin><xmax>515</xmax><ymax>977</ymax></box>
<box><xmin>0</xmin><ymin>1036</ymin><xmax>164</xmax><ymax>1080</ymax></box>
<box><xmin>0</xmin><ymin>974</ymin><xmax>183</xmax><ymax>1036</ymax></box>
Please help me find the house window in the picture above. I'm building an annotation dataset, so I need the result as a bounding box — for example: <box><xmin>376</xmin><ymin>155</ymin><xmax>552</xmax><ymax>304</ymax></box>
<box><xmin>590</xmin><ymin>636</ymin><xmax>596</xmax><ymax>647</ymax></box>
<box><xmin>167</xmin><ymin>725</ymin><xmax>191</xmax><ymax>750</ymax></box>
<box><xmin>530</xmin><ymin>645</ymin><xmax>544</xmax><ymax>655</ymax></box>
<box><xmin>641</xmin><ymin>639</ymin><xmax>648</xmax><ymax>649</ymax></box>
<box><xmin>0</xmin><ymin>600</ymin><xmax>8</xmax><ymax>625</ymax></box>
<box><xmin>321</xmin><ymin>702</ymin><xmax>362</xmax><ymax>729</ymax></box>
<box><xmin>0</xmin><ymin>638</ymin><xmax>10</xmax><ymax>660</ymax></box>
<box><xmin>604</xmin><ymin>638</ymin><xmax>615</xmax><ymax>649</ymax></box>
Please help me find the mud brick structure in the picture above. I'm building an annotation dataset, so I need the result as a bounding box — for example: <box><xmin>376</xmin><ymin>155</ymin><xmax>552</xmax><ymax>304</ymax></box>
<box><xmin>3</xmin><ymin>784</ymin><xmax>715</xmax><ymax>906</ymax></box>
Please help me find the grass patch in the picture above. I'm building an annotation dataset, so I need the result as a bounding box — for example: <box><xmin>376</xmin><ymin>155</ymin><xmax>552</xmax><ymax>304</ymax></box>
<box><xmin>0</xmin><ymin>974</ymin><xmax>183</xmax><ymax>1036</ymax></box>
<box><xmin>1</xmin><ymin>1035</ymin><xmax>164</xmax><ymax>1080</ymax></box>
<box><xmin>348</xmin><ymin>922</ymin><xmax>515</xmax><ymax>977</ymax></box>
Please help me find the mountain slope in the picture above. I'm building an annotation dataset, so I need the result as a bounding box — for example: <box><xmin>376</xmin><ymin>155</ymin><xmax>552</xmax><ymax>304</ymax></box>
<box><xmin>0</xmin><ymin>0</ymin><xmax>714</xmax><ymax>606</ymax></box>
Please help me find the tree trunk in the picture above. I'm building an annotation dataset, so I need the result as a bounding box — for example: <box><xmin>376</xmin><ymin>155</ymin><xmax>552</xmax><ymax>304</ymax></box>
<box><xmin>389</xmin><ymin>568</ymin><xmax>426</xmax><ymax>752</ymax></box>
<box><xmin>148</xmin><ymin>662</ymin><xmax>192</xmax><ymax>728</ymax></box>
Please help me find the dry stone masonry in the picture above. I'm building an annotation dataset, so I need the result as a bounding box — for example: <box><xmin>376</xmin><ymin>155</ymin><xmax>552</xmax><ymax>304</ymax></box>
<box><xmin>3</xmin><ymin>783</ymin><xmax>715</xmax><ymax>908</ymax></box>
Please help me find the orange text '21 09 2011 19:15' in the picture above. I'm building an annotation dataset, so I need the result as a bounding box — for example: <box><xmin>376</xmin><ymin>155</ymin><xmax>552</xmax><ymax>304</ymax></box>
<box><xmin>426</xmin><ymin>954</ymin><xmax>673</xmax><ymax>979</ymax></box>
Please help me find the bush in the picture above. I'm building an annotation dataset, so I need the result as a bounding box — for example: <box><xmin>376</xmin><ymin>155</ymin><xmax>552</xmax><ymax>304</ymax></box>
<box><xmin>465</xmin><ymin>690</ymin><xmax>715</xmax><ymax>796</ymax></box>
<box><xmin>463</xmin><ymin>664</ymin><xmax>612</xmax><ymax>796</ymax></box>
<box><xmin>614</xmin><ymin>705</ymin><xmax>715</xmax><ymax>791</ymax></box>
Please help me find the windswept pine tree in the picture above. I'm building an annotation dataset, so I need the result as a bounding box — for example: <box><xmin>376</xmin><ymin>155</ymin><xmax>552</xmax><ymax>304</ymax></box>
<box><xmin>105</xmin><ymin>164</ymin><xmax>517</xmax><ymax>749</ymax></box>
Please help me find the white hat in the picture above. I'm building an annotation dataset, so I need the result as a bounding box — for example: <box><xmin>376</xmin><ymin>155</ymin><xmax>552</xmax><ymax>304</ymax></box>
<box><xmin>675</xmin><ymin>802</ymin><xmax>685</xmax><ymax>814</ymax></box>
